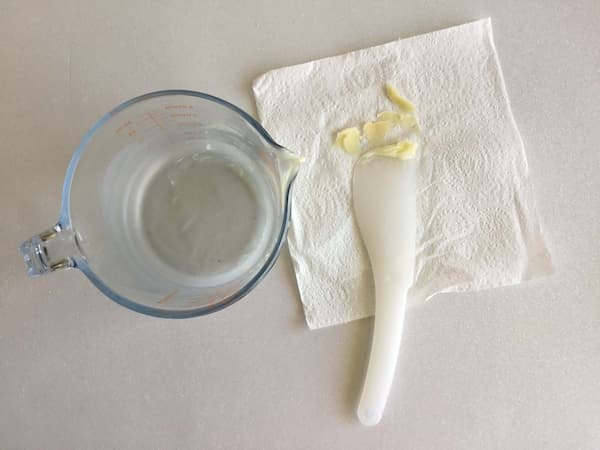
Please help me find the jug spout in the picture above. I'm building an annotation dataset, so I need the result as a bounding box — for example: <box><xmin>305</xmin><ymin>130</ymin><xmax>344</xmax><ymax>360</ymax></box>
<box><xmin>275</xmin><ymin>147</ymin><xmax>303</xmax><ymax>186</ymax></box>
<box><xmin>20</xmin><ymin>223</ymin><xmax>82</xmax><ymax>277</ymax></box>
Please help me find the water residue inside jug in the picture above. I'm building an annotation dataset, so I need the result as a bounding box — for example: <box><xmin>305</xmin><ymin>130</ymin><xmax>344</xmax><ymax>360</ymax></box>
<box><xmin>105</xmin><ymin>138</ymin><xmax>278</xmax><ymax>288</ymax></box>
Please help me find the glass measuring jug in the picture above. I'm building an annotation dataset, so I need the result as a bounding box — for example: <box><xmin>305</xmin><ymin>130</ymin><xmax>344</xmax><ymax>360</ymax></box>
<box><xmin>20</xmin><ymin>90</ymin><xmax>301</xmax><ymax>318</ymax></box>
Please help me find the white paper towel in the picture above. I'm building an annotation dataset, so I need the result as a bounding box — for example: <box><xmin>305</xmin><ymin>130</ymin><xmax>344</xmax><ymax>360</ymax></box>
<box><xmin>253</xmin><ymin>18</ymin><xmax>554</xmax><ymax>329</ymax></box>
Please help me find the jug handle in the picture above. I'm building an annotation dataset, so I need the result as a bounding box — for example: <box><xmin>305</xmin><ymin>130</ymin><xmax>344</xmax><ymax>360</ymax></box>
<box><xmin>19</xmin><ymin>223</ymin><xmax>81</xmax><ymax>277</ymax></box>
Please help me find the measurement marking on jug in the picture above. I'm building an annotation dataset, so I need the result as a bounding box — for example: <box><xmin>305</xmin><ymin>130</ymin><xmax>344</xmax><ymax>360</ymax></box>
<box><xmin>158</xmin><ymin>289</ymin><xmax>179</xmax><ymax>305</ymax></box>
<box><xmin>169</xmin><ymin>113</ymin><xmax>198</xmax><ymax>118</ymax></box>
<box><xmin>146</xmin><ymin>112</ymin><xmax>164</xmax><ymax>129</ymax></box>
<box><xmin>115</xmin><ymin>121</ymin><xmax>133</xmax><ymax>135</ymax></box>
<box><xmin>165</xmin><ymin>105</ymin><xmax>193</xmax><ymax>110</ymax></box>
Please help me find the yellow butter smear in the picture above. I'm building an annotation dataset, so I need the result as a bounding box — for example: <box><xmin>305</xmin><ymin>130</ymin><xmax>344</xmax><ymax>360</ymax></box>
<box><xmin>334</xmin><ymin>127</ymin><xmax>361</xmax><ymax>155</ymax></box>
<box><xmin>359</xmin><ymin>140</ymin><xmax>418</xmax><ymax>163</ymax></box>
<box><xmin>376</xmin><ymin>111</ymin><xmax>419</xmax><ymax>131</ymax></box>
<box><xmin>333</xmin><ymin>83</ymin><xmax>420</xmax><ymax>159</ymax></box>
<box><xmin>385</xmin><ymin>83</ymin><xmax>415</xmax><ymax>112</ymax></box>
<box><xmin>363</xmin><ymin>120</ymin><xmax>394</xmax><ymax>145</ymax></box>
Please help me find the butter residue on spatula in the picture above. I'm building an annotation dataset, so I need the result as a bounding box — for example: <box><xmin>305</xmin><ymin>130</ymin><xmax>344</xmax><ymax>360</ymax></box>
<box><xmin>334</xmin><ymin>127</ymin><xmax>362</xmax><ymax>155</ymax></box>
<box><xmin>384</xmin><ymin>83</ymin><xmax>416</xmax><ymax>112</ymax></box>
<box><xmin>376</xmin><ymin>111</ymin><xmax>420</xmax><ymax>131</ymax></box>
<box><xmin>334</xmin><ymin>83</ymin><xmax>419</xmax><ymax>154</ymax></box>
<box><xmin>359</xmin><ymin>140</ymin><xmax>418</xmax><ymax>163</ymax></box>
<box><xmin>363</xmin><ymin>121</ymin><xmax>394</xmax><ymax>146</ymax></box>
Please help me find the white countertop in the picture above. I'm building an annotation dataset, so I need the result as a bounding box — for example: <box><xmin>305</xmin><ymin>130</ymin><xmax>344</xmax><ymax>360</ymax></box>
<box><xmin>1</xmin><ymin>1</ymin><xmax>599</xmax><ymax>449</ymax></box>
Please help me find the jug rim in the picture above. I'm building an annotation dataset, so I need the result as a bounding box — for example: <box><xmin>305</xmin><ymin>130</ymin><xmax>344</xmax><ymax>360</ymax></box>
<box><xmin>59</xmin><ymin>90</ymin><xmax>295</xmax><ymax>318</ymax></box>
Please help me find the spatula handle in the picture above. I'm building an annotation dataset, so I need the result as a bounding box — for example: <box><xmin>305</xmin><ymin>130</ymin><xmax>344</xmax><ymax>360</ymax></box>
<box><xmin>356</xmin><ymin>281</ymin><xmax>408</xmax><ymax>426</ymax></box>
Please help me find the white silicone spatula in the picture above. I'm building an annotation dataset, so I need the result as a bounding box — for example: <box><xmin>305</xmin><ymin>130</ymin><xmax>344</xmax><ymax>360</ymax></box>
<box><xmin>352</xmin><ymin>154</ymin><xmax>417</xmax><ymax>426</ymax></box>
